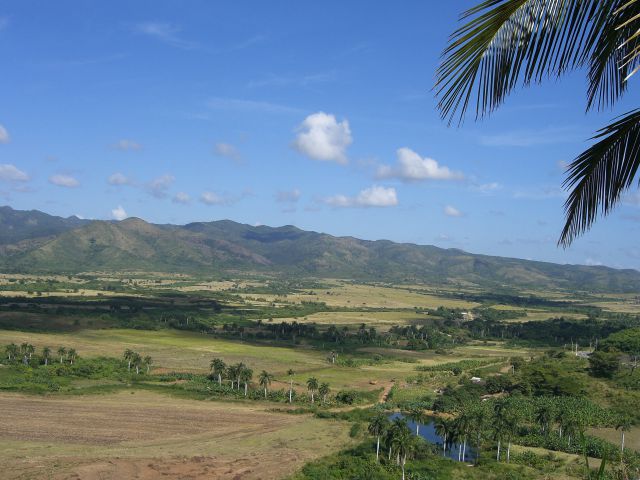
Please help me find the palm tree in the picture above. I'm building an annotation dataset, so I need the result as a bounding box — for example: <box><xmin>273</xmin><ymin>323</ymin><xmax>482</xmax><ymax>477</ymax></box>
<box><xmin>616</xmin><ymin>416</ymin><xmax>632</xmax><ymax>453</ymax></box>
<box><xmin>233</xmin><ymin>362</ymin><xmax>246</xmax><ymax>391</ymax></box>
<box><xmin>406</xmin><ymin>407</ymin><xmax>427</xmax><ymax>437</ymax></box>
<box><xmin>57</xmin><ymin>346</ymin><xmax>66</xmax><ymax>364</ymax></box>
<box><xmin>131</xmin><ymin>352</ymin><xmax>142</xmax><ymax>374</ymax></box>
<box><xmin>5</xmin><ymin>343</ymin><xmax>18</xmax><ymax>361</ymax></box>
<box><xmin>210</xmin><ymin>358</ymin><xmax>226</xmax><ymax>386</ymax></box>
<box><xmin>436</xmin><ymin>0</ymin><xmax>640</xmax><ymax>245</ymax></box>
<box><xmin>143</xmin><ymin>355</ymin><xmax>152</xmax><ymax>374</ymax></box>
<box><xmin>258</xmin><ymin>370</ymin><xmax>273</xmax><ymax>399</ymax></box>
<box><xmin>67</xmin><ymin>348</ymin><xmax>77</xmax><ymax>365</ymax></box>
<box><xmin>123</xmin><ymin>349</ymin><xmax>134</xmax><ymax>370</ymax></box>
<box><xmin>454</xmin><ymin>411</ymin><xmax>473</xmax><ymax>462</ymax></box>
<box><xmin>306</xmin><ymin>377</ymin><xmax>318</xmax><ymax>403</ymax></box>
<box><xmin>368</xmin><ymin>414</ymin><xmax>390</xmax><ymax>462</ymax></box>
<box><xmin>287</xmin><ymin>368</ymin><xmax>295</xmax><ymax>403</ymax></box>
<box><xmin>390</xmin><ymin>419</ymin><xmax>415</xmax><ymax>480</ymax></box>
<box><xmin>42</xmin><ymin>346</ymin><xmax>51</xmax><ymax>366</ymax></box>
<box><xmin>319</xmin><ymin>382</ymin><xmax>330</xmax><ymax>404</ymax></box>
<box><xmin>534</xmin><ymin>400</ymin><xmax>555</xmax><ymax>436</ymax></box>
<box><xmin>226</xmin><ymin>364</ymin><xmax>238</xmax><ymax>389</ymax></box>
<box><xmin>469</xmin><ymin>406</ymin><xmax>487</xmax><ymax>465</ymax></box>
<box><xmin>493</xmin><ymin>400</ymin><xmax>509</xmax><ymax>462</ymax></box>
<box><xmin>240</xmin><ymin>366</ymin><xmax>253</xmax><ymax>396</ymax></box>
<box><xmin>434</xmin><ymin>417</ymin><xmax>453</xmax><ymax>457</ymax></box>
<box><xmin>26</xmin><ymin>344</ymin><xmax>35</xmax><ymax>359</ymax></box>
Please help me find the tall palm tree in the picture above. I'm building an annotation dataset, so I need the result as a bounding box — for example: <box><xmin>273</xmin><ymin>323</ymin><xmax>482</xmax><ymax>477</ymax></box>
<box><xmin>492</xmin><ymin>400</ymin><xmax>509</xmax><ymax>462</ymax></box>
<box><xmin>234</xmin><ymin>362</ymin><xmax>246</xmax><ymax>391</ymax></box>
<box><xmin>319</xmin><ymin>382</ymin><xmax>330</xmax><ymax>404</ymax></box>
<box><xmin>434</xmin><ymin>417</ymin><xmax>453</xmax><ymax>457</ymax></box>
<box><xmin>306</xmin><ymin>377</ymin><xmax>319</xmax><ymax>403</ymax></box>
<box><xmin>42</xmin><ymin>346</ymin><xmax>51</xmax><ymax>366</ymax></box>
<box><xmin>368</xmin><ymin>414</ymin><xmax>390</xmax><ymax>461</ymax></box>
<box><xmin>67</xmin><ymin>348</ymin><xmax>77</xmax><ymax>365</ymax></box>
<box><xmin>436</xmin><ymin>0</ymin><xmax>640</xmax><ymax>245</ymax></box>
<box><xmin>287</xmin><ymin>368</ymin><xmax>295</xmax><ymax>403</ymax></box>
<box><xmin>123</xmin><ymin>348</ymin><xmax>134</xmax><ymax>370</ymax></box>
<box><xmin>57</xmin><ymin>346</ymin><xmax>66</xmax><ymax>364</ymax></box>
<box><xmin>131</xmin><ymin>352</ymin><xmax>142</xmax><ymax>374</ymax></box>
<box><xmin>535</xmin><ymin>400</ymin><xmax>555</xmax><ymax>436</ymax></box>
<box><xmin>390</xmin><ymin>419</ymin><xmax>415</xmax><ymax>480</ymax></box>
<box><xmin>616</xmin><ymin>416</ymin><xmax>632</xmax><ymax>453</ymax></box>
<box><xmin>143</xmin><ymin>355</ymin><xmax>152</xmax><ymax>374</ymax></box>
<box><xmin>258</xmin><ymin>370</ymin><xmax>273</xmax><ymax>399</ymax></box>
<box><xmin>210</xmin><ymin>358</ymin><xmax>226</xmax><ymax>386</ymax></box>
<box><xmin>406</xmin><ymin>407</ymin><xmax>427</xmax><ymax>437</ymax></box>
<box><xmin>227</xmin><ymin>364</ymin><xmax>239</xmax><ymax>389</ymax></box>
<box><xmin>240</xmin><ymin>366</ymin><xmax>253</xmax><ymax>396</ymax></box>
<box><xmin>5</xmin><ymin>343</ymin><xmax>18</xmax><ymax>361</ymax></box>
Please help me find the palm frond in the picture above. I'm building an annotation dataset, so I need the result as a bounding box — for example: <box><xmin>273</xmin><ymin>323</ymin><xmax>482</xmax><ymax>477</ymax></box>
<box><xmin>560</xmin><ymin>109</ymin><xmax>640</xmax><ymax>247</ymax></box>
<box><xmin>435</xmin><ymin>0</ymin><xmax>606</xmax><ymax>124</ymax></box>
<box><xmin>587</xmin><ymin>0</ymin><xmax>640</xmax><ymax>110</ymax></box>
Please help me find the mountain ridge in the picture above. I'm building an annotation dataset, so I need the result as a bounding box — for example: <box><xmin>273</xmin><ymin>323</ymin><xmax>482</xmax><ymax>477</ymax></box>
<box><xmin>0</xmin><ymin>205</ymin><xmax>637</xmax><ymax>292</ymax></box>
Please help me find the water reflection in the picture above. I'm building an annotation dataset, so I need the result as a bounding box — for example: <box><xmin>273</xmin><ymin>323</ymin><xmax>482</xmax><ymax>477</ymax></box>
<box><xmin>388</xmin><ymin>413</ymin><xmax>475</xmax><ymax>463</ymax></box>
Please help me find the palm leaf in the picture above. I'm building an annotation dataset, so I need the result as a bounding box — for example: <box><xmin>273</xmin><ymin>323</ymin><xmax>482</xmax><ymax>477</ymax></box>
<box><xmin>560</xmin><ymin>109</ymin><xmax>640</xmax><ymax>246</ymax></box>
<box><xmin>435</xmin><ymin>0</ymin><xmax>606</xmax><ymax>124</ymax></box>
<box><xmin>587</xmin><ymin>0</ymin><xmax>640</xmax><ymax>110</ymax></box>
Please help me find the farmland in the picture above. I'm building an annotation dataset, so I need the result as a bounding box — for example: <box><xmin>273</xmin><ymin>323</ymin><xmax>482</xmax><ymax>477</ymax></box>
<box><xmin>1</xmin><ymin>273</ymin><xmax>639</xmax><ymax>479</ymax></box>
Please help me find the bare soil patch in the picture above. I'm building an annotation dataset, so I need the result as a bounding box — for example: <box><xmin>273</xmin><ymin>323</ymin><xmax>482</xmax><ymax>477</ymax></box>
<box><xmin>0</xmin><ymin>391</ymin><xmax>352</xmax><ymax>480</ymax></box>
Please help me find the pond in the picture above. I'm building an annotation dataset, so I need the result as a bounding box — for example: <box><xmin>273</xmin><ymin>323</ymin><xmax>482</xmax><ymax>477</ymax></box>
<box><xmin>389</xmin><ymin>413</ymin><xmax>476</xmax><ymax>463</ymax></box>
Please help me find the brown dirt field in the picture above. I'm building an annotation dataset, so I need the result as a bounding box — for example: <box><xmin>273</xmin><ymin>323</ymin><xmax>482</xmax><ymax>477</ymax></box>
<box><xmin>0</xmin><ymin>391</ymin><xmax>353</xmax><ymax>480</ymax></box>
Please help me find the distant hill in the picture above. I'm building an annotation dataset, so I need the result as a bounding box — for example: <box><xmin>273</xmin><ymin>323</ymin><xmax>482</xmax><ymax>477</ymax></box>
<box><xmin>0</xmin><ymin>205</ymin><xmax>638</xmax><ymax>292</ymax></box>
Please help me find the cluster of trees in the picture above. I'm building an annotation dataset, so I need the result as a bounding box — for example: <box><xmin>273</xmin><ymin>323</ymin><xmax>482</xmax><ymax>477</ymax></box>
<box><xmin>367</xmin><ymin>393</ymin><xmax>633</xmax><ymax>480</ymax></box>
<box><xmin>209</xmin><ymin>358</ymin><xmax>330</xmax><ymax>403</ymax></box>
<box><xmin>367</xmin><ymin>415</ymin><xmax>419</xmax><ymax>480</ymax></box>
<box><xmin>122</xmin><ymin>349</ymin><xmax>152</xmax><ymax>374</ymax></box>
<box><xmin>4</xmin><ymin>342</ymin><xmax>77</xmax><ymax>365</ymax></box>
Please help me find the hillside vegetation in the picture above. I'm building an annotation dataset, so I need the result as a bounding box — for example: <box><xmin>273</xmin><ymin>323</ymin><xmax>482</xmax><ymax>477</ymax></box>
<box><xmin>0</xmin><ymin>206</ymin><xmax>639</xmax><ymax>292</ymax></box>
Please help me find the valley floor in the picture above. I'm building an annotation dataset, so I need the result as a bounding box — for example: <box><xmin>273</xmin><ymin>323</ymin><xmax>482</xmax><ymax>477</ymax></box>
<box><xmin>0</xmin><ymin>390</ymin><xmax>353</xmax><ymax>480</ymax></box>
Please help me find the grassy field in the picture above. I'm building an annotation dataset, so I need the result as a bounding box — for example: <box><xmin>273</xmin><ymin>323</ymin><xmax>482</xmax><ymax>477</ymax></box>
<box><xmin>240</xmin><ymin>282</ymin><xmax>480</xmax><ymax>310</ymax></box>
<box><xmin>0</xmin><ymin>328</ymin><xmax>521</xmax><ymax>393</ymax></box>
<box><xmin>0</xmin><ymin>390</ymin><xmax>353</xmax><ymax>480</ymax></box>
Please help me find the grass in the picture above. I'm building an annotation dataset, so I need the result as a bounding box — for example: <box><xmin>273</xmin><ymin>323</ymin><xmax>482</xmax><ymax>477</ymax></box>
<box><xmin>241</xmin><ymin>281</ymin><xmax>480</xmax><ymax>309</ymax></box>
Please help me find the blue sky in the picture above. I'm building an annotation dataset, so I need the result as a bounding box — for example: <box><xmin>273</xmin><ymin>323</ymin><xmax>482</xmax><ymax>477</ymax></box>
<box><xmin>0</xmin><ymin>1</ymin><xmax>639</xmax><ymax>269</ymax></box>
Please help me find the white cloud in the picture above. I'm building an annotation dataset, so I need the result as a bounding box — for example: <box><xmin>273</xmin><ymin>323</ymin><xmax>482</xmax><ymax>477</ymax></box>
<box><xmin>214</xmin><ymin>142</ymin><xmax>242</xmax><ymax>162</ymax></box>
<box><xmin>0</xmin><ymin>124</ymin><xmax>9</xmax><ymax>144</ymax></box>
<box><xmin>444</xmin><ymin>205</ymin><xmax>463</xmax><ymax>217</ymax></box>
<box><xmin>275</xmin><ymin>189</ymin><xmax>301</xmax><ymax>203</ymax></box>
<box><xmin>0</xmin><ymin>164</ymin><xmax>28</xmax><ymax>182</ymax></box>
<box><xmin>377</xmin><ymin>148</ymin><xmax>463</xmax><ymax>181</ymax></box>
<box><xmin>107</xmin><ymin>172</ymin><xmax>131</xmax><ymax>186</ymax></box>
<box><xmin>49</xmin><ymin>174</ymin><xmax>79</xmax><ymax>188</ymax></box>
<box><xmin>111</xmin><ymin>205</ymin><xmax>128</xmax><ymax>221</ymax></box>
<box><xmin>325</xmin><ymin>185</ymin><xmax>398</xmax><ymax>208</ymax></box>
<box><xmin>147</xmin><ymin>174</ymin><xmax>174</xmax><ymax>198</ymax></box>
<box><xmin>248</xmin><ymin>71</ymin><xmax>336</xmax><ymax>88</ymax></box>
<box><xmin>173</xmin><ymin>192</ymin><xmax>191</xmax><ymax>204</ymax></box>
<box><xmin>207</xmin><ymin>97</ymin><xmax>300</xmax><ymax>114</ymax></box>
<box><xmin>133</xmin><ymin>22</ymin><xmax>196</xmax><ymax>49</ymax></box>
<box><xmin>113</xmin><ymin>139</ymin><xmax>142</xmax><ymax>151</ymax></box>
<box><xmin>472</xmin><ymin>182</ymin><xmax>501</xmax><ymax>193</ymax></box>
<box><xmin>293</xmin><ymin>112</ymin><xmax>352</xmax><ymax>164</ymax></box>
<box><xmin>585</xmin><ymin>257</ymin><xmax>603</xmax><ymax>266</ymax></box>
<box><xmin>200</xmin><ymin>191</ymin><xmax>228</xmax><ymax>206</ymax></box>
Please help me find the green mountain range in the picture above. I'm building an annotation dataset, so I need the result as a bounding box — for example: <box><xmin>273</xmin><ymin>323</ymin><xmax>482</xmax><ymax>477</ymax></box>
<box><xmin>0</xmin><ymin>205</ymin><xmax>637</xmax><ymax>292</ymax></box>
